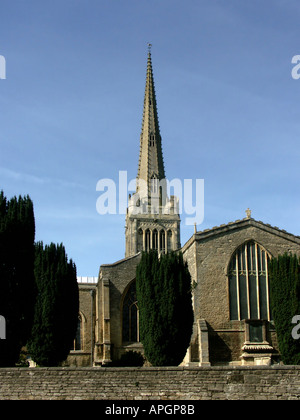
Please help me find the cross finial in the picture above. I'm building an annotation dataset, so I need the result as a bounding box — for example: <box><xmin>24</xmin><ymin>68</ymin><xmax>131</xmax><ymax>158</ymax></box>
<box><xmin>246</xmin><ymin>208</ymin><xmax>251</xmax><ymax>219</ymax></box>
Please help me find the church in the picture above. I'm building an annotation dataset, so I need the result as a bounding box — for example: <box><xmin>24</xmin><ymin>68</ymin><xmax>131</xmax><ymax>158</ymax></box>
<box><xmin>66</xmin><ymin>50</ymin><xmax>300</xmax><ymax>367</ymax></box>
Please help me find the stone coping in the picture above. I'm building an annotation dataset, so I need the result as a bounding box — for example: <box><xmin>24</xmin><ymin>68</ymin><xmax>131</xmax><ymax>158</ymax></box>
<box><xmin>1</xmin><ymin>364</ymin><xmax>299</xmax><ymax>372</ymax></box>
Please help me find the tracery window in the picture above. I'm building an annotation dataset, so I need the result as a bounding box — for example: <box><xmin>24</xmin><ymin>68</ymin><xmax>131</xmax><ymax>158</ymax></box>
<box><xmin>228</xmin><ymin>241</ymin><xmax>271</xmax><ymax>321</ymax></box>
<box><xmin>122</xmin><ymin>281</ymin><xmax>139</xmax><ymax>343</ymax></box>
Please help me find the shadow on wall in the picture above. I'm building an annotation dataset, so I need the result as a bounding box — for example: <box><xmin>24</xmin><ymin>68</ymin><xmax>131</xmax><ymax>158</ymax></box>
<box><xmin>208</xmin><ymin>328</ymin><xmax>232</xmax><ymax>365</ymax></box>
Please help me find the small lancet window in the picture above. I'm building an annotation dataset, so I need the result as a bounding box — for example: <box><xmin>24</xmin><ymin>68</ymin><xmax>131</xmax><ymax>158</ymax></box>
<box><xmin>145</xmin><ymin>229</ymin><xmax>151</xmax><ymax>251</ymax></box>
<box><xmin>152</xmin><ymin>229</ymin><xmax>158</xmax><ymax>250</ymax></box>
<box><xmin>151</xmin><ymin>174</ymin><xmax>158</xmax><ymax>194</ymax></box>
<box><xmin>160</xmin><ymin>230</ymin><xmax>166</xmax><ymax>254</ymax></box>
<box><xmin>149</xmin><ymin>133</ymin><xmax>155</xmax><ymax>146</ymax></box>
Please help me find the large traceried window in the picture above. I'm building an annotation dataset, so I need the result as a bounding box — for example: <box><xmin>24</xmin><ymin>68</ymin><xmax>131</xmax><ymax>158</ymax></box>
<box><xmin>122</xmin><ymin>281</ymin><xmax>139</xmax><ymax>343</ymax></box>
<box><xmin>228</xmin><ymin>241</ymin><xmax>271</xmax><ymax>321</ymax></box>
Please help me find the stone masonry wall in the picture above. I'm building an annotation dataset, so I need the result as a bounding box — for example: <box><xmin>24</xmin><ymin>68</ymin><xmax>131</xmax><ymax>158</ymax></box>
<box><xmin>1</xmin><ymin>366</ymin><xmax>300</xmax><ymax>400</ymax></box>
<box><xmin>100</xmin><ymin>253</ymin><xmax>141</xmax><ymax>359</ymax></box>
<box><xmin>182</xmin><ymin>220</ymin><xmax>300</xmax><ymax>364</ymax></box>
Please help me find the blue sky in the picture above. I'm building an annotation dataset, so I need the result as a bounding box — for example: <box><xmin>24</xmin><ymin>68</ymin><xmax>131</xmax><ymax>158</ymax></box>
<box><xmin>0</xmin><ymin>0</ymin><xmax>299</xmax><ymax>276</ymax></box>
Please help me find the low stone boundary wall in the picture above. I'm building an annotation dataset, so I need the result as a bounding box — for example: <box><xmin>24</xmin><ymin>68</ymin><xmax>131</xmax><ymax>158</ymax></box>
<box><xmin>0</xmin><ymin>365</ymin><xmax>300</xmax><ymax>400</ymax></box>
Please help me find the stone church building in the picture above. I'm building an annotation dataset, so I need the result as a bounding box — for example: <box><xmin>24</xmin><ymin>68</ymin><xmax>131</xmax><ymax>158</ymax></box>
<box><xmin>66</xmin><ymin>50</ymin><xmax>300</xmax><ymax>367</ymax></box>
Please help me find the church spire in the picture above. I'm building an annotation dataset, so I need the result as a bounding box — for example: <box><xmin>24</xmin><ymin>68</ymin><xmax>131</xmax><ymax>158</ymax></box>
<box><xmin>136</xmin><ymin>45</ymin><xmax>165</xmax><ymax>198</ymax></box>
<box><xmin>125</xmin><ymin>47</ymin><xmax>181</xmax><ymax>258</ymax></box>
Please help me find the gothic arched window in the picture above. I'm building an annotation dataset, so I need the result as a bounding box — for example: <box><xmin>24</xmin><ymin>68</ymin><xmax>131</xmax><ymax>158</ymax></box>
<box><xmin>228</xmin><ymin>241</ymin><xmax>271</xmax><ymax>321</ymax></box>
<box><xmin>167</xmin><ymin>229</ymin><xmax>172</xmax><ymax>251</ymax></box>
<box><xmin>72</xmin><ymin>313</ymin><xmax>83</xmax><ymax>351</ymax></box>
<box><xmin>152</xmin><ymin>229</ymin><xmax>158</xmax><ymax>250</ymax></box>
<box><xmin>151</xmin><ymin>175</ymin><xmax>158</xmax><ymax>194</ymax></box>
<box><xmin>122</xmin><ymin>282</ymin><xmax>139</xmax><ymax>343</ymax></box>
<box><xmin>160</xmin><ymin>230</ymin><xmax>165</xmax><ymax>254</ymax></box>
<box><xmin>145</xmin><ymin>229</ymin><xmax>150</xmax><ymax>251</ymax></box>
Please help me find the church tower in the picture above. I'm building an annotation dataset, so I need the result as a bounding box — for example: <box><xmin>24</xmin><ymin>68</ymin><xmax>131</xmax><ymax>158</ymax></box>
<box><xmin>125</xmin><ymin>46</ymin><xmax>181</xmax><ymax>257</ymax></box>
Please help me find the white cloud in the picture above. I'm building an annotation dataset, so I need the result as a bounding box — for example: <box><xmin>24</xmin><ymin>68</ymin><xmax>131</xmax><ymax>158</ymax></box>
<box><xmin>0</xmin><ymin>166</ymin><xmax>87</xmax><ymax>190</ymax></box>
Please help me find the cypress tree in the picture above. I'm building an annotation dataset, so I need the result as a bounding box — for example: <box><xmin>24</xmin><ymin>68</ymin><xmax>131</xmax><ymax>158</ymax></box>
<box><xmin>136</xmin><ymin>251</ymin><xmax>193</xmax><ymax>366</ymax></box>
<box><xmin>269</xmin><ymin>253</ymin><xmax>300</xmax><ymax>364</ymax></box>
<box><xmin>0</xmin><ymin>191</ymin><xmax>36</xmax><ymax>366</ymax></box>
<box><xmin>27</xmin><ymin>242</ymin><xmax>79</xmax><ymax>366</ymax></box>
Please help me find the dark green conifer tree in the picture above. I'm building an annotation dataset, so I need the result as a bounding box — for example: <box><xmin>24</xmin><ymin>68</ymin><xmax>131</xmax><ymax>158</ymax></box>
<box><xmin>27</xmin><ymin>242</ymin><xmax>79</xmax><ymax>366</ymax></box>
<box><xmin>136</xmin><ymin>250</ymin><xmax>193</xmax><ymax>366</ymax></box>
<box><xmin>269</xmin><ymin>253</ymin><xmax>300</xmax><ymax>364</ymax></box>
<box><xmin>0</xmin><ymin>191</ymin><xmax>36</xmax><ymax>366</ymax></box>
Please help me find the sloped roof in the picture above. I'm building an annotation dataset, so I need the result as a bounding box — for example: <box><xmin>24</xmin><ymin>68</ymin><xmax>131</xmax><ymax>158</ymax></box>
<box><xmin>181</xmin><ymin>217</ymin><xmax>300</xmax><ymax>253</ymax></box>
<box><xmin>100</xmin><ymin>252</ymin><xmax>141</xmax><ymax>269</ymax></box>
